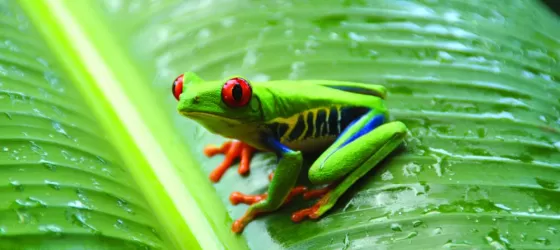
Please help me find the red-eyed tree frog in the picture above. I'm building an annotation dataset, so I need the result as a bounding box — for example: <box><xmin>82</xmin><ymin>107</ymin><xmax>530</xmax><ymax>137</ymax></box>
<box><xmin>172</xmin><ymin>72</ymin><xmax>408</xmax><ymax>233</ymax></box>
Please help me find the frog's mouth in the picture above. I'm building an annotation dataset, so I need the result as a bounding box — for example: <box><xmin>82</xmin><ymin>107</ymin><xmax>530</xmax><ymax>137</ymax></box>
<box><xmin>181</xmin><ymin>111</ymin><xmax>243</xmax><ymax>126</ymax></box>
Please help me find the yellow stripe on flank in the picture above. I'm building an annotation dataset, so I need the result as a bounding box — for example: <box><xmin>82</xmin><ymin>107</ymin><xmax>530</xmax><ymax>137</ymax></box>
<box><xmin>336</xmin><ymin>106</ymin><xmax>342</xmax><ymax>134</ymax></box>
<box><xmin>298</xmin><ymin>111</ymin><xmax>308</xmax><ymax>141</ymax></box>
<box><xmin>311</xmin><ymin>110</ymin><xmax>318</xmax><ymax>138</ymax></box>
<box><xmin>269</xmin><ymin>113</ymin><xmax>299</xmax><ymax>141</ymax></box>
<box><xmin>325</xmin><ymin>108</ymin><xmax>331</xmax><ymax>135</ymax></box>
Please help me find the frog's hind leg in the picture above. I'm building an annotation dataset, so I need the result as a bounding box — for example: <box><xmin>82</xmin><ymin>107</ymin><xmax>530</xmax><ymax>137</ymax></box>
<box><xmin>229</xmin><ymin>172</ymin><xmax>307</xmax><ymax>205</ymax></box>
<box><xmin>204</xmin><ymin>140</ymin><xmax>255</xmax><ymax>182</ymax></box>
<box><xmin>292</xmin><ymin>111</ymin><xmax>407</xmax><ymax>222</ymax></box>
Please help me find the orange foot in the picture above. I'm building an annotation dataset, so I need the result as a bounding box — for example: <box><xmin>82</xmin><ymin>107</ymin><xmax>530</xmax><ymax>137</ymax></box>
<box><xmin>291</xmin><ymin>184</ymin><xmax>335</xmax><ymax>222</ymax></box>
<box><xmin>229</xmin><ymin>186</ymin><xmax>308</xmax><ymax>205</ymax></box>
<box><xmin>230</xmin><ymin>172</ymin><xmax>308</xmax><ymax>205</ymax></box>
<box><xmin>204</xmin><ymin>140</ymin><xmax>255</xmax><ymax>182</ymax></box>
<box><xmin>229</xmin><ymin>186</ymin><xmax>308</xmax><ymax>233</ymax></box>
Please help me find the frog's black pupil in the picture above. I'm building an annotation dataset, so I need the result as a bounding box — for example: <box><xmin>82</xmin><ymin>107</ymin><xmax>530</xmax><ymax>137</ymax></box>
<box><xmin>232</xmin><ymin>84</ymin><xmax>243</xmax><ymax>101</ymax></box>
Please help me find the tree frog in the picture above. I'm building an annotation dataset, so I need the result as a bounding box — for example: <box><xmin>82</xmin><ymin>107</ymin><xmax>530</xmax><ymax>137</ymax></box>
<box><xmin>172</xmin><ymin>72</ymin><xmax>407</xmax><ymax>233</ymax></box>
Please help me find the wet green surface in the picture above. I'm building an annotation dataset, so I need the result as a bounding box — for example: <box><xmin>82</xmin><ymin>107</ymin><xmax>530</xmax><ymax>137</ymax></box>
<box><xmin>97</xmin><ymin>0</ymin><xmax>560</xmax><ymax>249</ymax></box>
<box><xmin>0</xmin><ymin>3</ymin><xmax>165</xmax><ymax>249</ymax></box>
<box><xmin>3</xmin><ymin>0</ymin><xmax>560</xmax><ymax>249</ymax></box>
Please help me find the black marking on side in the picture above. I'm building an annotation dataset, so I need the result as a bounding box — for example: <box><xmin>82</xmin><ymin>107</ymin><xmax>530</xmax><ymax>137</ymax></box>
<box><xmin>316</xmin><ymin>109</ymin><xmax>327</xmax><ymax>137</ymax></box>
<box><xmin>322</xmin><ymin>106</ymin><xmax>370</xmax><ymax>137</ymax></box>
<box><xmin>304</xmin><ymin>112</ymin><xmax>315</xmax><ymax>138</ymax></box>
<box><xmin>340</xmin><ymin>107</ymin><xmax>370</xmax><ymax>130</ymax></box>
<box><xmin>267</xmin><ymin>122</ymin><xmax>289</xmax><ymax>140</ymax></box>
<box><xmin>288</xmin><ymin>114</ymin><xmax>306</xmax><ymax>141</ymax></box>
<box><xmin>327</xmin><ymin>107</ymin><xmax>339</xmax><ymax>136</ymax></box>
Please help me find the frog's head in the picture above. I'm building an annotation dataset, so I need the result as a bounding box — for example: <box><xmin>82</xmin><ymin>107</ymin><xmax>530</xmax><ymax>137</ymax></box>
<box><xmin>173</xmin><ymin>72</ymin><xmax>264</xmax><ymax>138</ymax></box>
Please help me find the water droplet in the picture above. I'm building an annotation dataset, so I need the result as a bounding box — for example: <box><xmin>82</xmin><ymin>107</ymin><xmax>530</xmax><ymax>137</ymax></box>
<box><xmin>437</xmin><ymin>51</ymin><xmax>454</xmax><ymax>62</ymax></box>
<box><xmin>67</xmin><ymin>200</ymin><xmax>88</xmax><ymax>209</ymax></box>
<box><xmin>405</xmin><ymin>231</ymin><xmax>418</xmax><ymax>239</ymax></box>
<box><xmin>9</xmin><ymin>180</ymin><xmax>24</xmax><ymax>192</ymax></box>
<box><xmin>535</xmin><ymin>177</ymin><xmax>558</xmax><ymax>189</ymax></box>
<box><xmin>117</xmin><ymin>199</ymin><xmax>134</xmax><ymax>214</ymax></box>
<box><xmin>4</xmin><ymin>112</ymin><xmax>12</xmax><ymax>120</ymax></box>
<box><xmin>494</xmin><ymin>203</ymin><xmax>512</xmax><ymax>211</ymax></box>
<box><xmin>11</xmin><ymin>197</ymin><xmax>47</xmax><ymax>209</ymax></box>
<box><xmin>381</xmin><ymin>170</ymin><xmax>393</xmax><ymax>181</ymax></box>
<box><xmin>534</xmin><ymin>237</ymin><xmax>550</xmax><ymax>245</ymax></box>
<box><xmin>61</xmin><ymin>150</ymin><xmax>71</xmax><ymax>160</ymax></box>
<box><xmin>412</xmin><ymin>220</ymin><xmax>423</xmax><ymax>228</ymax></box>
<box><xmin>42</xmin><ymin>161</ymin><xmax>57</xmax><ymax>172</ymax></box>
<box><xmin>30</xmin><ymin>141</ymin><xmax>47</xmax><ymax>157</ymax></box>
<box><xmin>91</xmin><ymin>178</ymin><xmax>101</xmax><ymax>189</ymax></box>
<box><xmin>342</xmin><ymin>233</ymin><xmax>350</xmax><ymax>250</ymax></box>
<box><xmin>368</xmin><ymin>50</ymin><xmax>379</xmax><ymax>59</ymax></box>
<box><xmin>402</xmin><ymin>162</ymin><xmax>422</xmax><ymax>177</ymax></box>
<box><xmin>114</xmin><ymin>218</ymin><xmax>128</xmax><ymax>231</ymax></box>
<box><xmin>433</xmin><ymin>227</ymin><xmax>443</xmax><ymax>235</ymax></box>
<box><xmin>288</xmin><ymin>61</ymin><xmax>305</xmax><ymax>80</ymax></box>
<box><xmin>45</xmin><ymin>180</ymin><xmax>60</xmax><ymax>190</ymax></box>
<box><xmin>390</xmin><ymin>223</ymin><xmax>402</xmax><ymax>232</ymax></box>
<box><xmin>2</xmin><ymin>147</ymin><xmax>8</xmax><ymax>152</ymax></box>
<box><xmin>547</xmin><ymin>226</ymin><xmax>558</xmax><ymax>235</ymax></box>
<box><xmin>520</xmin><ymin>233</ymin><xmax>527</xmax><ymax>241</ymax></box>
<box><xmin>52</xmin><ymin>122</ymin><xmax>70</xmax><ymax>138</ymax></box>
<box><xmin>38</xmin><ymin>224</ymin><xmax>62</xmax><ymax>236</ymax></box>
<box><xmin>14</xmin><ymin>208</ymin><xmax>38</xmax><ymax>224</ymax></box>
<box><xmin>485</xmin><ymin>228</ymin><xmax>510</xmax><ymax>249</ymax></box>
<box><xmin>65</xmin><ymin>209</ymin><xmax>99</xmax><ymax>234</ymax></box>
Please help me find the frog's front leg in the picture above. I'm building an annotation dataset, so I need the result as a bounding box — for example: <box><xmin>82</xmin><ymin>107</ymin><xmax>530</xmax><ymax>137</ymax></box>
<box><xmin>231</xmin><ymin>137</ymin><xmax>303</xmax><ymax>233</ymax></box>
<box><xmin>204</xmin><ymin>140</ymin><xmax>255</xmax><ymax>182</ymax></box>
<box><xmin>292</xmin><ymin>111</ymin><xmax>407</xmax><ymax>222</ymax></box>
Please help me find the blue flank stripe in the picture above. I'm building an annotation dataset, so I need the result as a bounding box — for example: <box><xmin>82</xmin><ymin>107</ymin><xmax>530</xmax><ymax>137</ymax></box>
<box><xmin>339</xmin><ymin>114</ymin><xmax>384</xmax><ymax>148</ymax></box>
<box><xmin>266</xmin><ymin>136</ymin><xmax>293</xmax><ymax>161</ymax></box>
<box><xmin>319</xmin><ymin>113</ymin><xmax>384</xmax><ymax>168</ymax></box>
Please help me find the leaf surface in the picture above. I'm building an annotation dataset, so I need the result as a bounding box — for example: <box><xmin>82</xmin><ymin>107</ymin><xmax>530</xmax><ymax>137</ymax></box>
<box><xmin>8</xmin><ymin>0</ymin><xmax>560</xmax><ymax>249</ymax></box>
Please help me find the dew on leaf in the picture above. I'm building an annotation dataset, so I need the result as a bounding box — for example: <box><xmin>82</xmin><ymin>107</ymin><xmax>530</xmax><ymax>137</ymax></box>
<box><xmin>38</xmin><ymin>224</ymin><xmax>63</xmax><ymax>236</ymax></box>
<box><xmin>390</xmin><ymin>223</ymin><xmax>402</xmax><ymax>232</ymax></box>
<box><xmin>114</xmin><ymin>218</ymin><xmax>128</xmax><ymax>231</ymax></box>
<box><xmin>117</xmin><ymin>199</ymin><xmax>134</xmax><ymax>214</ymax></box>
<box><xmin>45</xmin><ymin>180</ymin><xmax>60</xmax><ymax>190</ymax></box>
<box><xmin>485</xmin><ymin>228</ymin><xmax>510</xmax><ymax>249</ymax></box>
<box><xmin>412</xmin><ymin>220</ymin><xmax>423</xmax><ymax>228</ymax></box>
<box><xmin>67</xmin><ymin>200</ymin><xmax>88</xmax><ymax>209</ymax></box>
<box><xmin>406</xmin><ymin>231</ymin><xmax>418</xmax><ymax>239</ymax></box>
<box><xmin>42</xmin><ymin>162</ymin><xmax>57</xmax><ymax>172</ymax></box>
<box><xmin>14</xmin><ymin>208</ymin><xmax>38</xmax><ymax>224</ymax></box>
<box><xmin>9</xmin><ymin>180</ymin><xmax>24</xmax><ymax>192</ymax></box>
<box><xmin>11</xmin><ymin>197</ymin><xmax>47</xmax><ymax>209</ymax></box>
<box><xmin>534</xmin><ymin>237</ymin><xmax>550</xmax><ymax>245</ymax></box>
<box><xmin>381</xmin><ymin>170</ymin><xmax>394</xmax><ymax>181</ymax></box>
<box><xmin>342</xmin><ymin>233</ymin><xmax>350</xmax><ymax>250</ymax></box>
<box><xmin>65</xmin><ymin>209</ymin><xmax>99</xmax><ymax>234</ymax></box>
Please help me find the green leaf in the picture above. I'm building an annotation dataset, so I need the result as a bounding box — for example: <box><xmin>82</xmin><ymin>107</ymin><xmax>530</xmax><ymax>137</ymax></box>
<box><xmin>0</xmin><ymin>3</ymin><xmax>167</xmax><ymax>250</ymax></box>
<box><xmin>5</xmin><ymin>0</ymin><xmax>560</xmax><ymax>249</ymax></box>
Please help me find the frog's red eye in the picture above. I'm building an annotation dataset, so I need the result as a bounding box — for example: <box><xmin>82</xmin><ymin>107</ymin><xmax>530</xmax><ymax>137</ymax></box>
<box><xmin>172</xmin><ymin>74</ymin><xmax>184</xmax><ymax>101</ymax></box>
<box><xmin>222</xmin><ymin>77</ymin><xmax>252</xmax><ymax>107</ymax></box>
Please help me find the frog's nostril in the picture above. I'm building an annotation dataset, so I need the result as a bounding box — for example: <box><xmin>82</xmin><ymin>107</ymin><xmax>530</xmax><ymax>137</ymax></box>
<box><xmin>193</xmin><ymin>96</ymin><xmax>200</xmax><ymax>104</ymax></box>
